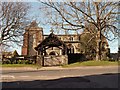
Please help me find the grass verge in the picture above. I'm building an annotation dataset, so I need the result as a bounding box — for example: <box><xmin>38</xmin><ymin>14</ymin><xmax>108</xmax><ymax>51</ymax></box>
<box><xmin>62</xmin><ymin>60</ymin><xmax>119</xmax><ymax>68</ymax></box>
<box><xmin>0</xmin><ymin>60</ymin><xmax>119</xmax><ymax>68</ymax></box>
<box><xmin>0</xmin><ymin>64</ymin><xmax>41</xmax><ymax>68</ymax></box>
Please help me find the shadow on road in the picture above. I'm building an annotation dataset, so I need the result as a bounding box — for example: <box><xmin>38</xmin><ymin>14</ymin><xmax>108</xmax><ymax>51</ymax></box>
<box><xmin>2</xmin><ymin>73</ymin><xmax>119</xmax><ymax>88</ymax></box>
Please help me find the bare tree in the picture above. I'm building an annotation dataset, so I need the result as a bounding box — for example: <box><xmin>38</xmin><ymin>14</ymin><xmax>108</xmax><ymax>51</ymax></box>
<box><xmin>0</xmin><ymin>2</ymin><xmax>30</xmax><ymax>47</ymax></box>
<box><xmin>41</xmin><ymin>1</ymin><xmax>119</xmax><ymax>60</ymax></box>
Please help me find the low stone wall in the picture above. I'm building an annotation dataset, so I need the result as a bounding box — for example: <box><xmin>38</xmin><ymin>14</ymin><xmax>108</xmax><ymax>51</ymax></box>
<box><xmin>37</xmin><ymin>55</ymin><xmax>68</xmax><ymax>66</ymax></box>
<box><xmin>44</xmin><ymin>55</ymin><xmax>68</xmax><ymax>66</ymax></box>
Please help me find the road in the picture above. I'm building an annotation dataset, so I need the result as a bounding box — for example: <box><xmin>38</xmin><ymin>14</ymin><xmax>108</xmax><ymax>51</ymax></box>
<box><xmin>0</xmin><ymin>66</ymin><xmax>119</xmax><ymax>88</ymax></box>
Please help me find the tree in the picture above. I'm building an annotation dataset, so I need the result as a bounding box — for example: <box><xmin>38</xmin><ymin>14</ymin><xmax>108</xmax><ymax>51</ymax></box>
<box><xmin>0</xmin><ymin>2</ymin><xmax>30</xmax><ymax>47</ymax></box>
<box><xmin>41</xmin><ymin>1</ymin><xmax>119</xmax><ymax>60</ymax></box>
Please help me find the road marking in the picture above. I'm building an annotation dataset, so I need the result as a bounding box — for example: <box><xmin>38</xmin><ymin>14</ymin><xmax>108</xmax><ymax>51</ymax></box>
<box><xmin>1</xmin><ymin>75</ymin><xmax>15</xmax><ymax>78</ymax></box>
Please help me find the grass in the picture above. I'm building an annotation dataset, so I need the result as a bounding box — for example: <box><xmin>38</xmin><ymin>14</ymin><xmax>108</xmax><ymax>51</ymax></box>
<box><xmin>0</xmin><ymin>63</ymin><xmax>41</xmax><ymax>68</ymax></box>
<box><xmin>62</xmin><ymin>60</ymin><xmax>119</xmax><ymax>68</ymax></box>
<box><xmin>0</xmin><ymin>60</ymin><xmax>119</xmax><ymax>68</ymax></box>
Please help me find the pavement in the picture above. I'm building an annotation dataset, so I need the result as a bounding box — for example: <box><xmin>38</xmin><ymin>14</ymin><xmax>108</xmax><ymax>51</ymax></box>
<box><xmin>1</xmin><ymin>65</ymin><xmax>119</xmax><ymax>70</ymax></box>
<box><xmin>0</xmin><ymin>66</ymin><xmax>119</xmax><ymax>88</ymax></box>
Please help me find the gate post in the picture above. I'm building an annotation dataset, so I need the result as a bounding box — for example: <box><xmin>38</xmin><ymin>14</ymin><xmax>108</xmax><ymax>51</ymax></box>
<box><xmin>36</xmin><ymin>55</ymin><xmax>43</xmax><ymax>66</ymax></box>
<box><xmin>42</xmin><ymin>55</ymin><xmax>44</xmax><ymax>66</ymax></box>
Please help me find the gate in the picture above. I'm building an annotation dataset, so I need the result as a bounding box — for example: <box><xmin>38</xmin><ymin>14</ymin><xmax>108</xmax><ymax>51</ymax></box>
<box><xmin>68</xmin><ymin>53</ymin><xmax>86</xmax><ymax>64</ymax></box>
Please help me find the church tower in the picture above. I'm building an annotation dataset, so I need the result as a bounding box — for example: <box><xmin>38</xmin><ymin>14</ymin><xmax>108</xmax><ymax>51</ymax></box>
<box><xmin>22</xmin><ymin>21</ymin><xmax>43</xmax><ymax>56</ymax></box>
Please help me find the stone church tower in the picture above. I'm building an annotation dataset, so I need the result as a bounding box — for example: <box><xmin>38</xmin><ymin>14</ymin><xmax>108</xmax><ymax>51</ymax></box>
<box><xmin>22</xmin><ymin>21</ymin><xmax>43</xmax><ymax>56</ymax></box>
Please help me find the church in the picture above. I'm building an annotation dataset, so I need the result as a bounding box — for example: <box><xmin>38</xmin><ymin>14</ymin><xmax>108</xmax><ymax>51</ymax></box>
<box><xmin>21</xmin><ymin>21</ymin><xmax>110</xmax><ymax>65</ymax></box>
<box><xmin>22</xmin><ymin>21</ymin><xmax>85</xmax><ymax>56</ymax></box>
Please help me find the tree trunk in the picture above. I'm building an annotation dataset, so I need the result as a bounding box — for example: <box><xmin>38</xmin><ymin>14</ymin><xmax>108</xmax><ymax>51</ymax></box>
<box><xmin>96</xmin><ymin>40</ymin><xmax>100</xmax><ymax>61</ymax></box>
<box><xmin>96</xmin><ymin>31</ymin><xmax>101</xmax><ymax>61</ymax></box>
<box><xmin>95</xmin><ymin>3</ymin><xmax>101</xmax><ymax>61</ymax></box>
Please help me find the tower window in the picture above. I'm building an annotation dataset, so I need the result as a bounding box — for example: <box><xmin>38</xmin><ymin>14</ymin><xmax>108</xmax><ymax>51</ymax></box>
<box><xmin>59</xmin><ymin>37</ymin><xmax>61</xmax><ymax>40</ymax></box>
<box><xmin>33</xmin><ymin>34</ymin><xmax>36</xmax><ymax>48</ymax></box>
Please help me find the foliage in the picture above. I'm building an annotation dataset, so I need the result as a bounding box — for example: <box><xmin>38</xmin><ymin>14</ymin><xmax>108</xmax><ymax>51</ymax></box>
<box><xmin>80</xmin><ymin>32</ymin><xmax>96</xmax><ymax>59</ymax></box>
<box><xmin>2</xmin><ymin>59</ymin><xmax>36</xmax><ymax>64</ymax></box>
<box><xmin>2</xmin><ymin>59</ymin><xmax>11</xmax><ymax>64</ymax></box>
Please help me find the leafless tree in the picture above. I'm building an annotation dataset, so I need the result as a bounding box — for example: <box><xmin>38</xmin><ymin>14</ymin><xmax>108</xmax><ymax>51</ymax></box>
<box><xmin>0</xmin><ymin>2</ymin><xmax>30</xmax><ymax>48</ymax></box>
<box><xmin>40</xmin><ymin>1</ymin><xmax>119</xmax><ymax>60</ymax></box>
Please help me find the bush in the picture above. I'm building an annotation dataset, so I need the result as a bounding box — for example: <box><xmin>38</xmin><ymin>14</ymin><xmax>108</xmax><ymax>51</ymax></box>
<box><xmin>25</xmin><ymin>60</ymin><xmax>32</xmax><ymax>64</ymax></box>
<box><xmin>25</xmin><ymin>60</ymin><xmax>29</xmax><ymax>64</ymax></box>
<box><xmin>109</xmin><ymin>58</ymin><xmax>118</xmax><ymax>62</ymax></box>
<box><xmin>24</xmin><ymin>60</ymin><xmax>35</xmax><ymax>64</ymax></box>
<box><xmin>17</xmin><ymin>60</ymin><xmax>25</xmax><ymax>64</ymax></box>
<box><xmin>2</xmin><ymin>59</ymin><xmax>11</xmax><ymax>64</ymax></box>
<box><xmin>2</xmin><ymin>59</ymin><xmax>36</xmax><ymax>65</ymax></box>
<box><xmin>5</xmin><ymin>60</ymin><xmax>11</xmax><ymax>64</ymax></box>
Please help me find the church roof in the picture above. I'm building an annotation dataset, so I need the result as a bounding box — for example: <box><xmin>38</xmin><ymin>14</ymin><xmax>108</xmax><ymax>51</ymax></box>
<box><xmin>30</xmin><ymin>21</ymin><xmax>38</xmax><ymax>27</ymax></box>
<box><xmin>35</xmin><ymin>33</ymin><xmax>67</xmax><ymax>51</ymax></box>
<box><xmin>25</xmin><ymin>21</ymin><xmax>43</xmax><ymax>31</ymax></box>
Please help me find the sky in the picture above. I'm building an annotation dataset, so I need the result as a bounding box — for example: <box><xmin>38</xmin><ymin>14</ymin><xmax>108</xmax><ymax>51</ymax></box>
<box><xmin>5</xmin><ymin>1</ymin><xmax>119</xmax><ymax>55</ymax></box>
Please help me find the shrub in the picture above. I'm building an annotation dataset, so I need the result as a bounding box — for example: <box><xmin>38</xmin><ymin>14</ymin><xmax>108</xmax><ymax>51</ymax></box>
<box><xmin>25</xmin><ymin>60</ymin><xmax>29</xmax><ymax>64</ymax></box>
<box><xmin>5</xmin><ymin>60</ymin><xmax>11</xmax><ymax>64</ymax></box>
<box><xmin>17</xmin><ymin>60</ymin><xmax>25</xmax><ymax>64</ymax></box>
<box><xmin>2</xmin><ymin>59</ymin><xmax>11</xmax><ymax>64</ymax></box>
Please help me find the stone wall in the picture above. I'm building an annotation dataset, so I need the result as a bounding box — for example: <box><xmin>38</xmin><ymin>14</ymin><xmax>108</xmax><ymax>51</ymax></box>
<box><xmin>44</xmin><ymin>55</ymin><xmax>68</xmax><ymax>66</ymax></box>
<box><xmin>36</xmin><ymin>55</ymin><xmax>68</xmax><ymax>66</ymax></box>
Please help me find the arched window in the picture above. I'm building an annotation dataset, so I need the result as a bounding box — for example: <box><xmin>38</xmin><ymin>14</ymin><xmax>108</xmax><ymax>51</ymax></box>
<box><xmin>71</xmin><ymin>46</ymin><xmax>74</xmax><ymax>53</ymax></box>
<box><xmin>69</xmin><ymin>37</ymin><xmax>73</xmax><ymax>41</ymax></box>
<box><xmin>78</xmin><ymin>36</ymin><xmax>81</xmax><ymax>41</ymax></box>
<box><xmin>49</xmin><ymin>51</ymin><xmax>59</xmax><ymax>55</ymax></box>
<box><xmin>102</xmin><ymin>42</ymin><xmax>106</xmax><ymax>51</ymax></box>
<box><xmin>49</xmin><ymin>51</ymin><xmax>56</xmax><ymax>55</ymax></box>
<box><xmin>67</xmin><ymin>44</ymin><xmax>74</xmax><ymax>54</ymax></box>
<box><xmin>59</xmin><ymin>37</ymin><xmax>61</xmax><ymax>40</ymax></box>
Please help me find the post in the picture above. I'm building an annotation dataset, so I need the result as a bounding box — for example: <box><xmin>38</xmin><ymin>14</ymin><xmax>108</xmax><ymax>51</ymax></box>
<box><xmin>36</xmin><ymin>50</ymin><xmax>42</xmax><ymax>66</ymax></box>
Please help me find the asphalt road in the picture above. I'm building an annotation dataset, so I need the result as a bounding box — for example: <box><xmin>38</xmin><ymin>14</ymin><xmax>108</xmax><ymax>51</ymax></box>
<box><xmin>1</xmin><ymin>66</ymin><xmax>119</xmax><ymax>88</ymax></box>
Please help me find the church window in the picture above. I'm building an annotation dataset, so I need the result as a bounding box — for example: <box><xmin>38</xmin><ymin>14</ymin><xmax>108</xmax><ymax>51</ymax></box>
<box><xmin>33</xmin><ymin>34</ymin><xmax>36</xmax><ymax>48</ymax></box>
<box><xmin>102</xmin><ymin>42</ymin><xmax>106</xmax><ymax>51</ymax></box>
<box><xmin>59</xmin><ymin>37</ymin><xmax>61</xmax><ymax>40</ymax></box>
<box><xmin>67</xmin><ymin>44</ymin><xmax>74</xmax><ymax>54</ymax></box>
<box><xmin>69</xmin><ymin>37</ymin><xmax>73</xmax><ymax>41</ymax></box>
<box><xmin>49</xmin><ymin>51</ymin><xmax>58</xmax><ymax>55</ymax></box>
<box><xmin>78</xmin><ymin>36</ymin><xmax>81</xmax><ymax>41</ymax></box>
